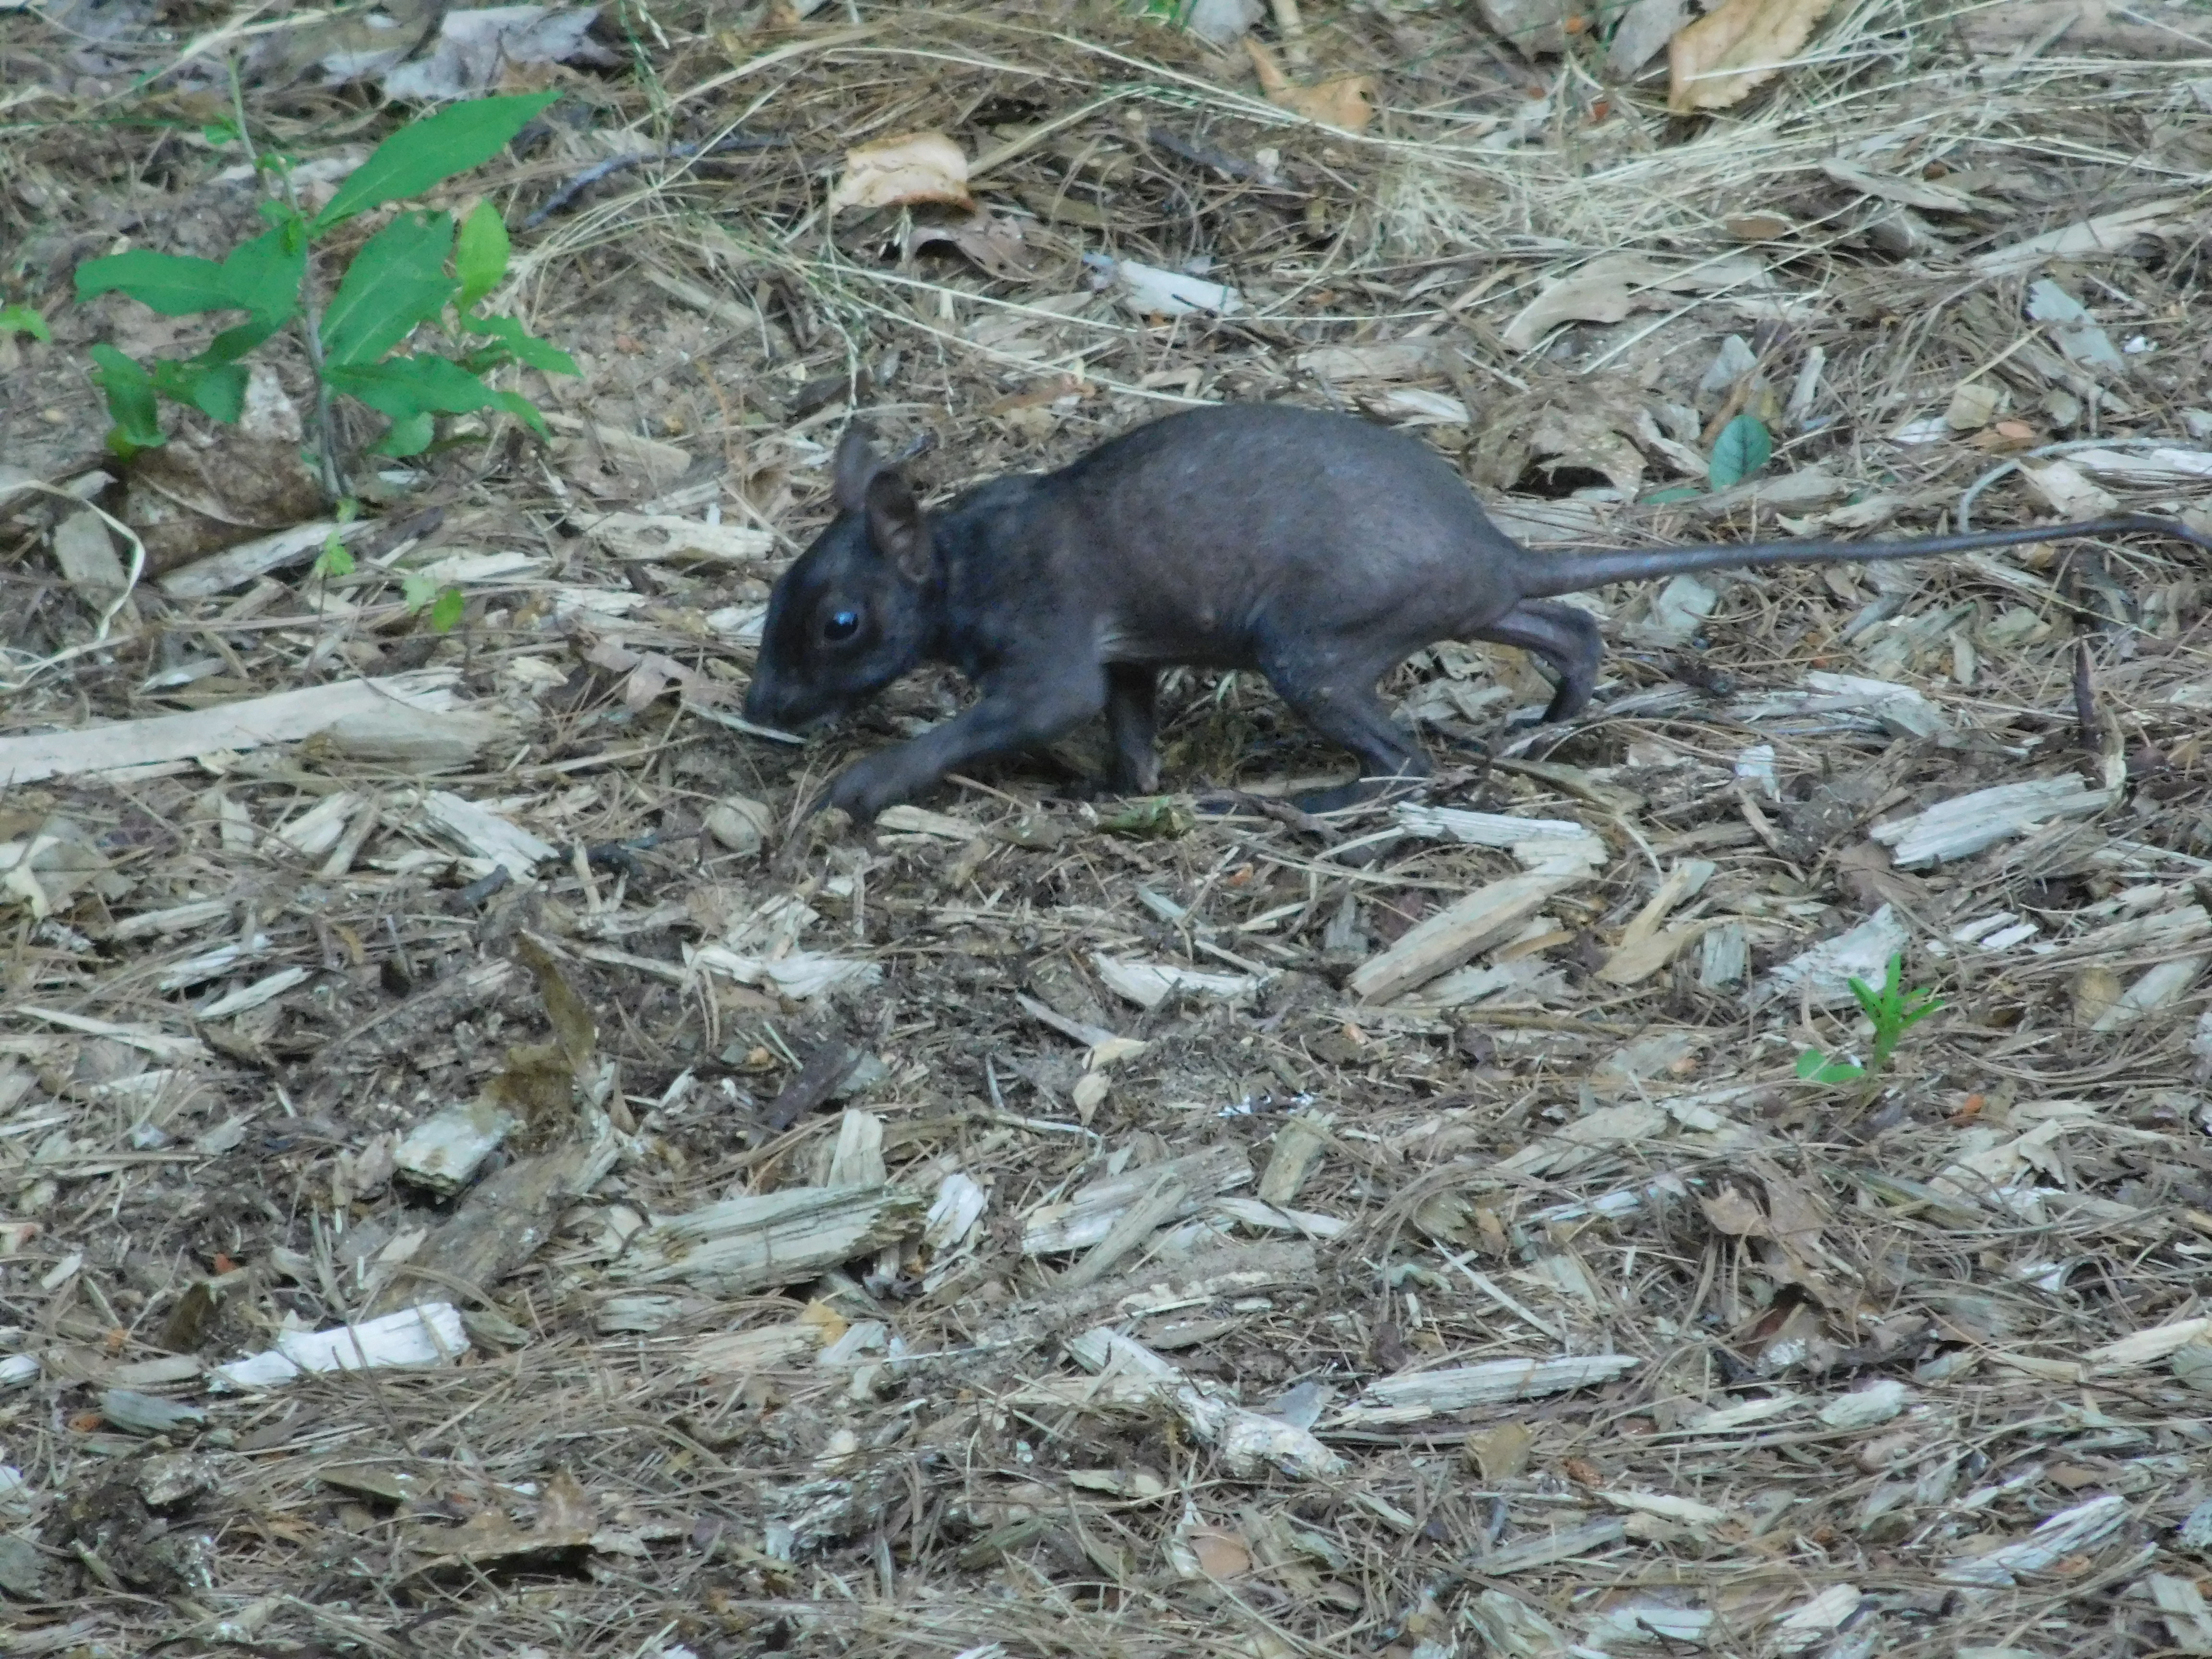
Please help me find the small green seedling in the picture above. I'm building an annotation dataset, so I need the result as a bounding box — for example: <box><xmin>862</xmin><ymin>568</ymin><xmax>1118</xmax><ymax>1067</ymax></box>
<box><xmin>402</xmin><ymin>573</ymin><xmax>467</xmax><ymax>634</ymax></box>
<box><xmin>73</xmin><ymin>91</ymin><xmax>578</xmax><ymax>475</ymax></box>
<box><xmin>1795</xmin><ymin>951</ymin><xmax>1942</xmax><ymax>1083</ymax></box>
<box><xmin>312</xmin><ymin>498</ymin><xmax>360</xmax><ymax>583</ymax></box>
<box><xmin>1096</xmin><ymin>797</ymin><xmax>1196</xmax><ymax>839</ymax></box>
<box><xmin>312</xmin><ymin>537</ymin><xmax>355</xmax><ymax>582</ymax></box>
<box><xmin>0</xmin><ymin>304</ymin><xmax>49</xmax><ymax>342</ymax></box>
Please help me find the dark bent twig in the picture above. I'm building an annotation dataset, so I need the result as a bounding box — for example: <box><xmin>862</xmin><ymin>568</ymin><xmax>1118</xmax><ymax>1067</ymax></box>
<box><xmin>2073</xmin><ymin>639</ymin><xmax>2101</xmax><ymax>752</ymax></box>
<box><xmin>1144</xmin><ymin>125</ymin><xmax>1265</xmax><ymax>182</ymax></box>
<box><xmin>763</xmin><ymin>1036</ymin><xmax>861</xmax><ymax>1131</ymax></box>
<box><xmin>1196</xmin><ymin>790</ymin><xmax>1344</xmax><ymax>844</ymax></box>
<box><xmin>525</xmin><ymin>131</ymin><xmax>794</xmax><ymax>228</ymax></box>
<box><xmin>577</xmin><ymin>832</ymin><xmax>662</xmax><ymax>878</ymax></box>
<box><xmin>453</xmin><ymin>865</ymin><xmax>512</xmax><ymax>908</ymax></box>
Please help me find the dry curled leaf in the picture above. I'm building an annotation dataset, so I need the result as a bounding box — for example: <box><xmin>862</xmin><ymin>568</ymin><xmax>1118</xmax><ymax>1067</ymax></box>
<box><xmin>1668</xmin><ymin>0</ymin><xmax>1840</xmax><ymax>113</ymax></box>
<box><xmin>1499</xmin><ymin>252</ymin><xmax>1770</xmax><ymax>351</ymax></box>
<box><xmin>1725</xmin><ymin>211</ymin><xmax>1792</xmax><ymax>240</ymax></box>
<box><xmin>1475</xmin><ymin>0</ymin><xmax>1577</xmax><ymax>59</ymax></box>
<box><xmin>828</xmin><ymin>131</ymin><xmax>972</xmax><ymax>213</ymax></box>
<box><xmin>1189</xmin><ymin>1526</ymin><xmax>1252</xmax><ymax>1580</ymax></box>
<box><xmin>1244</xmin><ymin>37</ymin><xmax>1376</xmax><ymax>132</ymax></box>
<box><xmin>906</xmin><ymin>208</ymin><xmax>1036</xmax><ymax>280</ymax></box>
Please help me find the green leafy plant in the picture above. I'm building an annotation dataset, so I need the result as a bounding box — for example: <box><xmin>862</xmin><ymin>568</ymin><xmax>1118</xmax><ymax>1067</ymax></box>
<box><xmin>312</xmin><ymin>538</ymin><xmax>356</xmax><ymax>582</ymax></box>
<box><xmin>73</xmin><ymin>91</ymin><xmax>577</xmax><ymax>476</ymax></box>
<box><xmin>0</xmin><ymin>303</ymin><xmax>49</xmax><ymax>342</ymax></box>
<box><xmin>1795</xmin><ymin>952</ymin><xmax>1943</xmax><ymax>1083</ymax></box>
<box><xmin>1097</xmin><ymin>798</ymin><xmax>1196</xmax><ymax>839</ymax></box>
<box><xmin>400</xmin><ymin>572</ymin><xmax>467</xmax><ymax>633</ymax></box>
<box><xmin>312</xmin><ymin>497</ymin><xmax>360</xmax><ymax>583</ymax></box>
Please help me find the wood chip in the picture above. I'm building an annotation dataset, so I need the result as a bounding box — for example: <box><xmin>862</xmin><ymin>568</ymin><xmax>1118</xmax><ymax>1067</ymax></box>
<box><xmin>1330</xmin><ymin>1354</ymin><xmax>1639</xmax><ymax>1425</ymax></box>
<box><xmin>613</xmin><ymin>1184</ymin><xmax>926</xmax><ymax>1295</ymax></box>
<box><xmin>417</xmin><ymin>790</ymin><xmax>561</xmax><ymax>877</ymax></box>
<box><xmin>1022</xmin><ymin>1146</ymin><xmax>1251</xmax><ymax>1255</ymax></box>
<box><xmin>1871</xmin><ymin>777</ymin><xmax>2112</xmax><ymax>867</ymax></box>
<box><xmin>212</xmin><ymin>1301</ymin><xmax>469</xmax><ymax>1389</ymax></box>
<box><xmin>1349</xmin><ymin>871</ymin><xmax>1580</xmax><ymax>1003</ymax></box>
<box><xmin>0</xmin><ymin>671</ymin><xmax>462</xmax><ymax>784</ymax></box>
<box><xmin>1938</xmin><ymin>1493</ymin><xmax>2127</xmax><ymax>1585</ymax></box>
<box><xmin>1062</xmin><ymin>1326</ymin><xmax>1344</xmax><ymax>1479</ymax></box>
<box><xmin>1969</xmin><ymin>197</ymin><xmax>2191</xmax><ymax>276</ymax></box>
<box><xmin>1092</xmin><ymin>954</ymin><xmax>1263</xmax><ymax>1010</ymax></box>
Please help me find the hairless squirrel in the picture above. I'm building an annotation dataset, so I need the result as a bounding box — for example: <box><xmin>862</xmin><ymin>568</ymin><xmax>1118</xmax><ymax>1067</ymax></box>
<box><xmin>743</xmin><ymin>402</ymin><xmax>2209</xmax><ymax>822</ymax></box>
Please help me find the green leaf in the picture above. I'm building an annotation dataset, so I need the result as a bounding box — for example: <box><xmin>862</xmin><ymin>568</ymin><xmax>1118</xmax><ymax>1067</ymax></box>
<box><xmin>257</xmin><ymin>197</ymin><xmax>308</xmax><ymax>236</ymax></box>
<box><xmin>151</xmin><ymin>358</ymin><xmax>250</xmax><ymax>422</ymax></box>
<box><xmin>462</xmin><ymin>312</ymin><xmax>578</xmax><ymax>376</ymax></box>
<box><xmin>329</xmin><ymin>352</ymin><xmax>500</xmax><ymax>417</ymax></box>
<box><xmin>76</xmin><ymin>228</ymin><xmax>304</xmax><ymax>329</ymax></box>
<box><xmin>202</xmin><ymin>120</ymin><xmax>241</xmax><ymax>146</ymax></box>
<box><xmin>486</xmin><ymin>387</ymin><xmax>551</xmax><ymax>439</ymax></box>
<box><xmin>380</xmin><ymin>412</ymin><xmax>438</xmax><ymax>457</ymax></box>
<box><xmin>454</xmin><ymin>200</ymin><xmax>511</xmax><ymax>311</ymax></box>
<box><xmin>1641</xmin><ymin>484</ymin><xmax>1704</xmax><ymax>505</ymax></box>
<box><xmin>313</xmin><ymin>540</ymin><xmax>355</xmax><ymax>580</ymax></box>
<box><xmin>401</xmin><ymin>572</ymin><xmax>440</xmax><ymax>612</ymax></box>
<box><xmin>217</xmin><ymin>227</ymin><xmax>306</xmax><ymax>325</ymax></box>
<box><xmin>1847</xmin><ymin>973</ymin><xmax>1883</xmax><ymax>1024</ymax></box>
<box><xmin>1707</xmin><ymin>413</ymin><xmax>1772</xmax><ymax>491</ymax></box>
<box><xmin>320</xmin><ymin>212</ymin><xmax>458</xmax><ymax>368</ymax></box>
<box><xmin>76</xmin><ymin>249</ymin><xmax>236</xmax><ymax>315</ymax></box>
<box><xmin>1098</xmin><ymin>797</ymin><xmax>1196</xmax><ymax>839</ymax></box>
<box><xmin>0</xmin><ymin>303</ymin><xmax>49</xmax><ymax>342</ymax></box>
<box><xmin>198</xmin><ymin>313</ymin><xmax>288</xmax><ymax>369</ymax></box>
<box><xmin>328</xmin><ymin>352</ymin><xmax>505</xmax><ymax>454</ymax></box>
<box><xmin>1795</xmin><ymin>1049</ymin><xmax>1862</xmax><ymax>1084</ymax></box>
<box><xmin>312</xmin><ymin>91</ymin><xmax>561</xmax><ymax>235</ymax></box>
<box><xmin>429</xmin><ymin>585</ymin><xmax>466</xmax><ymax>633</ymax></box>
<box><xmin>89</xmin><ymin>344</ymin><xmax>164</xmax><ymax>451</ymax></box>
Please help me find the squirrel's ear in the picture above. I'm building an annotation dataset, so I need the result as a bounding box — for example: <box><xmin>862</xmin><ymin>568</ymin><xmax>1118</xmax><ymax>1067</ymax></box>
<box><xmin>833</xmin><ymin>422</ymin><xmax>883</xmax><ymax>513</ymax></box>
<box><xmin>865</xmin><ymin>470</ymin><xmax>932</xmax><ymax>583</ymax></box>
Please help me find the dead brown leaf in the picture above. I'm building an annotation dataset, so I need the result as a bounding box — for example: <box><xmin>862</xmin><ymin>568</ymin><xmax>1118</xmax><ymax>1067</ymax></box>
<box><xmin>539</xmin><ymin>1469</ymin><xmax>596</xmax><ymax>1536</ymax></box>
<box><xmin>1467</xmin><ymin>1420</ymin><xmax>1537</xmax><ymax>1480</ymax></box>
<box><xmin>906</xmin><ymin>208</ymin><xmax>1037</xmax><ymax>281</ymax></box>
<box><xmin>1190</xmin><ymin>1526</ymin><xmax>1253</xmax><ymax>1580</ymax></box>
<box><xmin>1699</xmin><ymin>1185</ymin><xmax>1766</xmax><ymax>1238</ymax></box>
<box><xmin>515</xmin><ymin>933</ymin><xmax>597</xmax><ymax>1081</ymax></box>
<box><xmin>1833</xmin><ymin>842</ymin><xmax>1926</xmax><ymax>914</ymax></box>
<box><xmin>406</xmin><ymin>1474</ymin><xmax>596</xmax><ymax>1575</ymax></box>
<box><xmin>828</xmin><ymin>131</ymin><xmax>973</xmax><ymax>213</ymax></box>
<box><xmin>1725</xmin><ymin>212</ymin><xmax>1793</xmax><ymax>240</ymax></box>
<box><xmin>1244</xmin><ymin>38</ymin><xmax>1377</xmax><ymax>132</ymax></box>
<box><xmin>582</xmin><ymin>634</ymin><xmax>747</xmax><ymax>716</ymax></box>
<box><xmin>1668</xmin><ymin>0</ymin><xmax>1840</xmax><ymax>114</ymax></box>
<box><xmin>1700</xmin><ymin>1168</ymin><xmax>1854</xmax><ymax>1312</ymax></box>
<box><xmin>1498</xmin><ymin>252</ymin><xmax>1771</xmax><ymax>351</ymax></box>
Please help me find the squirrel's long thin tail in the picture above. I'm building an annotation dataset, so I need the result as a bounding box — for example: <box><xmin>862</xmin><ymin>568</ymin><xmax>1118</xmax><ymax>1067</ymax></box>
<box><xmin>1513</xmin><ymin>514</ymin><xmax>2208</xmax><ymax>600</ymax></box>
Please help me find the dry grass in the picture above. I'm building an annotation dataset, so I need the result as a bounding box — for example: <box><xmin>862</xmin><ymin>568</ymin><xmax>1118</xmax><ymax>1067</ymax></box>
<box><xmin>3</xmin><ymin>3</ymin><xmax>2212</xmax><ymax>1657</ymax></box>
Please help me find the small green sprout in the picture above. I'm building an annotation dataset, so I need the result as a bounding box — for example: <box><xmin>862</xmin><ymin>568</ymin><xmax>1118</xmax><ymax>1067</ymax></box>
<box><xmin>1795</xmin><ymin>952</ymin><xmax>1943</xmax><ymax>1083</ymax></box>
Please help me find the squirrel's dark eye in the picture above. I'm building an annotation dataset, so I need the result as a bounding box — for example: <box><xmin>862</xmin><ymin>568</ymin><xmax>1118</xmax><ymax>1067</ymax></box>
<box><xmin>822</xmin><ymin>608</ymin><xmax>862</xmax><ymax>643</ymax></box>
